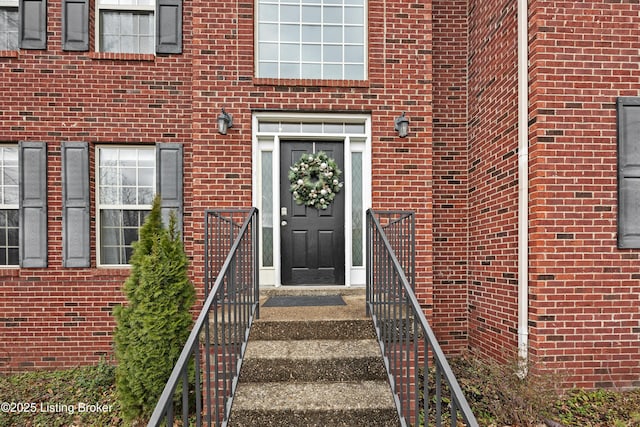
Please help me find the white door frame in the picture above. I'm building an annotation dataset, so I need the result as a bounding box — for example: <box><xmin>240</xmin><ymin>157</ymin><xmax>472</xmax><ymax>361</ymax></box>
<box><xmin>252</xmin><ymin>112</ymin><xmax>372</xmax><ymax>287</ymax></box>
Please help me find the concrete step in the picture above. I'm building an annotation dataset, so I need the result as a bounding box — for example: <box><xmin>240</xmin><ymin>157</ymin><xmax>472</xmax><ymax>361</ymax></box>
<box><xmin>228</xmin><ymin>288</ymin><xmax>399</xmax><ymax>426</ymax></box>
<box><xmin>249</xmin><ymin>318</ymin><xmax>376</xmax><ymax>341</ymax></box>
<box><xmin>228</xmin><ymin>381</ymin><xmax>400</xmax><ymax>427</ymax></box>
<box><xmin>239</xmin><ymin>339</ymin><xmax>387</xmax><ymax>382</ymax></box>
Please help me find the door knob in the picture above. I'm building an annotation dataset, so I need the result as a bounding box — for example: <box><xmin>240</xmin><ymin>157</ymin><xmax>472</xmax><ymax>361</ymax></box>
<box><xmin>281</xmin><ymin>220</ymin><xmax>288</xmax><ymax>226</ymax></box>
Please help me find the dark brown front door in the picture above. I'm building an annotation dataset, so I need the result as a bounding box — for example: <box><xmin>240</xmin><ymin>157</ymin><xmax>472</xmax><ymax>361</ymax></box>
<box><xmin>280</xmin><ymin>141</ymin><xmax>345</xmax><ymax>285</ymax></box>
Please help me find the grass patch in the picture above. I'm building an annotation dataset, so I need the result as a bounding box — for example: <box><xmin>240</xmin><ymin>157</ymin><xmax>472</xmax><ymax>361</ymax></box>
<box><xmin>445</xmin><ymin>353</ymin><xmax>640</xmax><ymax>427</ymax></box>
<box><xmin>0</xmin><ymin>361</ymin><xmax>121</xmax><ymax>427</ymax></box>
<box><xmin>1</xmin><ymin>357</ymin><xmax>639</xmax><ymax>426</ymax></box>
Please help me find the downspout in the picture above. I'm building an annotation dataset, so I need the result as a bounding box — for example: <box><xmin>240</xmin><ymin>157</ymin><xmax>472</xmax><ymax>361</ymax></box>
<box><xmin>517</xmin><ymin>0</ymin><xmax>529</xmax><ymax>374</ymax></box>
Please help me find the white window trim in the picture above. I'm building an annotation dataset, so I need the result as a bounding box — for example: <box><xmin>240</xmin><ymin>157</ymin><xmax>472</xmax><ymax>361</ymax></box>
<box><xmin>95</xmin><ymin>0</ymin><xmax>156</xmax><ymax>53</ymax></box>
<box><xmin>0</xmin><ymin>145</ymin><xmax>18</xmax><ymax>268</ymax></box>
<box><xmin>252</xmin><ymin>112</ymin><xmax>372</xmax><ymax>287</ymax></box>
<box><xmin>95</xmin><ymin>145</ymin><xmax>156</xmax><ymax>267</ymax></box>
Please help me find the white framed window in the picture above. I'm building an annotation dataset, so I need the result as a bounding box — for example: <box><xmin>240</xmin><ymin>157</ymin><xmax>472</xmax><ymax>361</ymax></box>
<box><xmin>0</xmin><ymin>145</ymin><xmax>18</xmax><ymax>266</ymax></box>
<box><xmin>257</xmin><ymin>0</ymin><xmax>367</xmax><ymax>80</ymax></box>
<box><xmin>96</xmin><ymin>0</ymin><xmax>155</xmax><ymax>53</ymax></box>
<box><xmin>0</xmin><ymin>0</ymin><xmax>18</xmax><ymax>51</ymax></box>
<box><xmin>96</xmin><ymin>146</ymin><xmax>155</xmax><ymax>265</ymax></box>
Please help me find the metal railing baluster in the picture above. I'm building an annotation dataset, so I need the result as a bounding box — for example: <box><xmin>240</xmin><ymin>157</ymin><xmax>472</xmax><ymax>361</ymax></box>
<box><xmin>366</xmin><ymin>210</ymin><xmax>478</xmax><ymax>427</ymax></box>
<box><xmin>148</xmin><ymin>208</ymin><xmax>259</xmax><ymax>427</ymax></box>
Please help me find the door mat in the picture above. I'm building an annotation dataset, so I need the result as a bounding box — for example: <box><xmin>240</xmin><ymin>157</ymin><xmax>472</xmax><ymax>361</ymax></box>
<box><xmin>263</xmin><ymin>295</ymin><xmax>346</xmax><ymax>307</ymax></box>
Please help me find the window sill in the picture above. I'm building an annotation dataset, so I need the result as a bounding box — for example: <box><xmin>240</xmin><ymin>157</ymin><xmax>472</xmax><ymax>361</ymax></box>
<box><xmin>89</xmin><ymin>52</ymin><xmax>155</xmax><ymax>62</ymax></box>
<box><xmin>0</xmin><ymin>50</ymin><xmax>19</xmax><ymax>58</ymax></box>
<box><xmin>253</xmin><ymin>77</ymin><xmax>370</xmax><ymax>88</ymax></box>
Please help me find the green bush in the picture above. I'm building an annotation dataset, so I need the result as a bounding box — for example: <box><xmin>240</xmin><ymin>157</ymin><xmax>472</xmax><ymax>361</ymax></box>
<box><xmin>113</xmin><ymin>196</ymin><xmax>195</xmax><ymax>424</ymax></box>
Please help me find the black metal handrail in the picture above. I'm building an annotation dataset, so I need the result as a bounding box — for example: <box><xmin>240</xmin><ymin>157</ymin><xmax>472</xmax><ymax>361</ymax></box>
<box><xmin>148</xmin><ymin>208</ymin><xmax>259</xmax><ymax>427</ymax></box>
<box><xmin>366</xmin><ymin>209</ymin><xmax>478</xmax><ymax>427</ymax></box>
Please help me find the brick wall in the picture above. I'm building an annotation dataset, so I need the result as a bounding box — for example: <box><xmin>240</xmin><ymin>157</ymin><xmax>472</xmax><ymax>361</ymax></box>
<box><xmin>528</xmin><ymin>0</ymin><xmax>640</xmax><ymax>389</ymax></box>
<box><xmin>0</xmin><ymin>0</ymin><xmax>436</xmax><ymax>372</ymax></box>
<box><xmin>0</xmin><ymin>0</ymin><xmax>195</xmax><ymax>371</ymax></box>
<box><xmin>467</xmin><ymin>0</ymin><xmax>520</xmax><ymax>362</ymax></box>
<box><xmin>432</xmin><ymin>0</ymin><xmax>469</xmax><ymax>353</ymax></box>
<box><xmin>466</xmin><ymin>0</ymin><xmax>640</xmax><ymax>388</ymax></box>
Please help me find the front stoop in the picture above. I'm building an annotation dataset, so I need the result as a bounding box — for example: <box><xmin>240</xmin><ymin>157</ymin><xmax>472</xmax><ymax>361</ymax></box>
<box><xmin>228</xmin><ymin>288</ymin><xmax>400</xmax><ymax>427</ymax></box>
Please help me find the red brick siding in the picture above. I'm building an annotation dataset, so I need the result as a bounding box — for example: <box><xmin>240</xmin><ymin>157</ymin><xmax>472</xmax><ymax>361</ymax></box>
<box><xmin>528</xmin><ymin>0</ymin><xmax>640</xmax><ymax>389</ymax></box>
<box><xmin>0</xmin><ymin>0</ymin><xmax>195</xmax><ymax>372</ymax></box>
<box><xmin>467</xmin><ymin>0</ymin><xmax>520</xmax><ymax>362</ymax></box>
<box><xmin>1</xmin><ymin>0</ymin><xmax>435</xmax><ymax>371</ymax></box>
<box><xmin>432</xmin><ymin>0</ymin><xmax>469</xmax><ymax>354</ymax></box>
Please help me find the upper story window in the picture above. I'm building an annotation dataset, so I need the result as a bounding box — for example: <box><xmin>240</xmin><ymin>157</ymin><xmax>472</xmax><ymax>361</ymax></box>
<box><xmin>257</xmin><ymin>0</ymin><xmax>366</xmax><ymax>80</ymax></box>
<box><xmin>0</xmin><ymin>146</ymin><xmax>18</xmax><ymax>266</ymax></box>
<box><xmin>0</xmin><ymin>0</ymin><xmax>18</xmax><ymax>51</ymax></box>
<box><xmin>97</xmin><ymin>0</ymin><xmax>155</xmax><ymax>54</ymax></box>
<box><xmin>97</xmin><ymin>146</ymin><xmax>155</xmax><ymax>265</ymax></box>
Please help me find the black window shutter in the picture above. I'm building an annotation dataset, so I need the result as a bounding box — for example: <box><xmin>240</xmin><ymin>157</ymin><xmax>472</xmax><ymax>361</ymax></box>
<box><xmin>62</xmin><ymin>0</ymin><xmax>88</xmax><ymax>51</ymax></box>
<box><xmin>617</xmin><ymin>97</ymin><xmax>640</xmax><ymax>248</ymax></box>
<box><xmin>156</xmin><ymin>143</ymin><xmax>183</xmax><ymax>233</ymax></box>
<box><xmin>156</xmin><ymin>0</ymin><xmax>182</xmax><ymax>54</ymax></box>
<box><xmin>62</xmin><ymin>142</ymin><xmax>90</xmax><ymax>267</ymax></box>
<box><xmin>19</xmin><ymin>0</ymin><xmax>47</xmax><ymax>49</ymax></box>
<box><xmin>19</xmin><ymin>141</ymin><xmax>47</xmax><ymax>268</ymax></box>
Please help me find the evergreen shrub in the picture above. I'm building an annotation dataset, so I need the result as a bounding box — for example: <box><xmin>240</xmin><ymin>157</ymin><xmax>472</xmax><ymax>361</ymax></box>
<box><xmin>113</xmin><ymin>196</ymin><xmax>195</xmax><ymax>424</ymax></box>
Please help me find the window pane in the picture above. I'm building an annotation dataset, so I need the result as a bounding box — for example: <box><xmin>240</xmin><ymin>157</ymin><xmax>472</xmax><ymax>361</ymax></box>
<box><xmin>122</xmin><ymin>187</ymin><xmax>137</xmax><ymax>204</ymax></box>
<box><xmin>0</xmin><ymin>147</ymin><xmax>18</xmax><ymax>207</ymax></box>
<box><xmin>138</xmin><ymin>187</ymin><xmax>154</xmax><ymax>205</ymax></box>
<box><xmin>0</xmin><ymin>8</ymin><xmax>19</xmax><ymax>51</ymax></box>
<box><xmin>138</xmin><ymin>167</ymin><xmax>154</xmax><ymax>187</ymax></box>
<box><xmin>259</xmin><ymin>42</ymin><xmax>278</xmax><ymax>61</ymax></box>
<box><xmin>344</xmin><ymin>64</ymin><xmax>364</xmax><ymax>79</ymax></box>
<box><xmin>345</xmin><ymin>45</ymin><xmax>363</xmax><ymax>62</ymax></box>
<box><xmin>302</xmin><ymin>45</ymin><xmax>321</xmax><ymax>61</ymax></box>
<box><xmin>323</xmin><ymin>26</ymin><xmax>342</xmax><ymax>43</ymax></box>
<box><xmin>261</xmin><ymin>152</ymin><xmax>273</xmax><ymax>267</ymax></box>
<box><xmin>281</xmin><ymin>44</ymin><xmax>299</xmax><ymax>62</ymax></box>
<box><xmin>259</xmin><ymin>4</ymin><xmax>278</xmax><ymax>21</ymax></box>
<box><xmin>259</xmin><ymin>62</ymin><xmax>279</xmax><ymax>78</ymax></box>
<box><xmin>302</xmin><ymin>25</ymin><xmax>321</xmax><ymax>43</ymax></box>
<box><xmin>323</xmin><ymin>6</ymin><xmax>342</xmax><ymax>24</ymax></box>
<box><xmin>100</xmin><ymin>209</ymin><xmax>150</xmax><ymax>264</ymax></box>
<box><xmin>344</xmin><ymin>6</ymin><xmax>364</xmax><ymax>24</ymax></box>
<box><xmin>345</xmin><ymin>123</ymin><xmax>366</xmax><ymax>134</ymax></box>
<box><xmin>100</xmin><ymin>11</ymin><xmax>154</xmax><ymax>54</ymax></box>
<box><xmin>259</xmin><ymin>23</ymin><xmax>278</xmax><ymax>41</ymax></box>
<box><xmin>121</xmin><ymin>167</ymin><xmax>136</xmax><ymax>185</ymax></box>
<box><xmin>301</xmin><ymin>6</ymin><xmax>320</xmax><ymax>23</ymax></box>
<box><xmin>2</xmin><ymin>171</ymin><xmax>18</xmax><ymax>205</ymax></box>
<box><xmin>344</xmin><ymin>26</ymin><xmax>363</xmax><ymax>43</ymax></box>
<box><xmin>0</xmin><ymin>209</ymin><xmax>18</xmax><ymax>266</ymax></box>
<box><xmin>281</xmin><ymin>5</ymin><xmax>299</xmax><ymax>22</ymax></box>
<box><xmin>281</xmin><ymin>24</ymin><xmax>300</xmax><ymax>42</ymax></box>
<box><xmin>323</xmin><ymin>45</ymin><xmax>342</xmax><ymax>62</ymax></box>
<box><xmin>351</xmin><ymin>152</ymin><xmax>363</xmax><ymax>266</ymax></box>
<box><xmin>100</xmin><ymin>0</ymin><xmax>153</xmax><ymax>6</ymax></box>
<box><xmin>281</xmin><ymin>62</ymin><xmax>300</xmax><ymax>78</ymax></box>
<box><xmin>303</xmin><ymin>63</ymin><xmax>321</xmax><ymax>77</ymax></box>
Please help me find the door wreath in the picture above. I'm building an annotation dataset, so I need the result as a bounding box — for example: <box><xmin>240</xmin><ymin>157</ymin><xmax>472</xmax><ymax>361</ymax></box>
<box><xmin>288</xmin><ymin>151</ymin><xmax>343</xmax><ymax>210</ymax></box>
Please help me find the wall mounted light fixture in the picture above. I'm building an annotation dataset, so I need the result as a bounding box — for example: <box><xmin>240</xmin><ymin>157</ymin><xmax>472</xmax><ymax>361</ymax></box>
<box><xmin>394</xmin><ymin>112</ymin><xmax>409</xmax><ymax>138</ymax></box>
<box><xmin>217</xmin><ymin>108</ymin><xmax>233</xmax><ymax>135</ymax></box>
